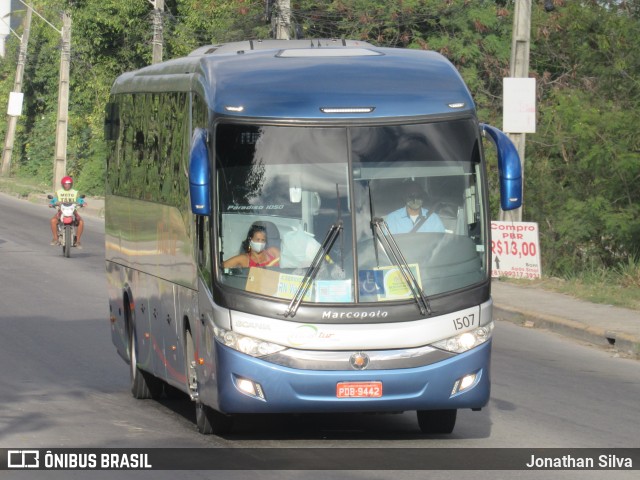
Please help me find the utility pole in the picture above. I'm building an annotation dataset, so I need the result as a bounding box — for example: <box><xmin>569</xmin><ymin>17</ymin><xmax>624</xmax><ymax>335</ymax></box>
<box><xmin>150</xmin><ymin>0</ymin><xmax>164</xmax><ymax>64</ymax></box>
<box><xmin>53</xmin><ymin>12</ymin><xmax>71</xmax><ymax>191</ymax></box>
<box><xmin>273</xmin><ymin>0</ymin><xmax>291</xmax><ymax>40</ymax></box>
<box><xmin>501</xmin><ymin>0</ymin><xmax>531</xmax><ymax>222</ymax></box>
<box><xmin>1</xmin><ymin>7</ymin><xmax>32</xmax><ymax>176</ymax></box>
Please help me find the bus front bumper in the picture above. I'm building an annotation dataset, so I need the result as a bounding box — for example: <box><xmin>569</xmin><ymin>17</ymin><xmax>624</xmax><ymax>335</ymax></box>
<box><xmin>211</xmin><ymin>340</ymin><xmax>491</xmax><ymax>414</ymax></box>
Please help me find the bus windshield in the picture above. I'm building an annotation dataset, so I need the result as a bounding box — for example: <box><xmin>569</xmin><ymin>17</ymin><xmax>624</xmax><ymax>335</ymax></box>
<box><xmin>216</xmin><ymin>119</ymin><xmax>486</xmax><ymax>305</ymax></box>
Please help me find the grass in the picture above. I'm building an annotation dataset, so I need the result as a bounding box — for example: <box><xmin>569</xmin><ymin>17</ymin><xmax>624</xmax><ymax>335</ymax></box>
<box><xmin>503</xmin><ymin>262</ymin><xmax>640</xmax><ymax>311</ymax></box>
<box><xmin>0</xmin><ymin>175</ymin><xmax>51</xmax><ymax>199</ymax></box>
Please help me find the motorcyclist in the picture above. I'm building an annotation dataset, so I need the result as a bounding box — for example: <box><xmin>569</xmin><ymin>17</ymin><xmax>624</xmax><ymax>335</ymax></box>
<box><xmin>50</xmin><ymin>176</ymin><xmax>85</xmax><ymax>248</ymax></box>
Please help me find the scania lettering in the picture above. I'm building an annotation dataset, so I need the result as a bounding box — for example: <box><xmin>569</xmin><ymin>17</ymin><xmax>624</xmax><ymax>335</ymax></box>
<box><xmin>104</xmin><ymin>39</ymin><xmax>522</xmax><ymax>435</ymax></box>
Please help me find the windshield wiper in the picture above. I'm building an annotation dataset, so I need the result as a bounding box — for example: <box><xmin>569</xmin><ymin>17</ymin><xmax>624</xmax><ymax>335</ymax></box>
<box><xmin>284</xmin><ymin>221</ymin><xmax>343</xmax><ymax>318</ymax></box>
<box><xmin>371</xmin><ymin>217</ymin><xmax>431</xmax><ymax>316</ymax></box>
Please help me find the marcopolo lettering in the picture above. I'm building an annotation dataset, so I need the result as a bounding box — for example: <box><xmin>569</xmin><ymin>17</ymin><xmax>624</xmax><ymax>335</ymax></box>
<box><xmin>322</xmin><ymin>310</ymin><xmax>389</xmax><ymax>319</ymax></box>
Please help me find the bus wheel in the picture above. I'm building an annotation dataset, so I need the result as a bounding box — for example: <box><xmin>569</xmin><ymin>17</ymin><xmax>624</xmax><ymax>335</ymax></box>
<box><xmin>417</xmin><ymin>409</ymin><xmax>457</xmax><ymax>434</ymax></box>
<box><xmin>195</xmin><ymin>402</ymin><xmax>233</xmax><ymax>435</ymax></box>
<box><xmin>185</xmin><ymin>328</ymin><xmax>233</xmax><ymax>435</ymax></box>
<box><xmin>127</xmin><ymin>309</ymin><xmax>162</xmax><ymax>400</ymax></box>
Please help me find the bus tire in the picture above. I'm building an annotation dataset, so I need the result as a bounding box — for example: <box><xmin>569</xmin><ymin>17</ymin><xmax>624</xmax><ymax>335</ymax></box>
<box><xmin>185</xmin><ymin>328</ymin><xmax>233</xmax><ymax>435</ymax></box>
<box><xmin>417</xmin><ymin>409</ymin><xmax>457</xmax><ymax>434</ymax></box>
<box><xmin>127</xmin><ymin>308</ymin><xmax>162</xmax><ymax>400</ymax></box>
<box><xmin>196</xmin><ymin>402</ymin><xmax>233</xmax><ymax>435</ymax></box>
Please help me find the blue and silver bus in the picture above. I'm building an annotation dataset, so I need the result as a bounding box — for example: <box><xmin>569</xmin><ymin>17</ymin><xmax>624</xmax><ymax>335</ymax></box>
<box><xmin>105</xmin><ymin>39</ymin><xmax>521</xmax><ymax>435</ymax></box>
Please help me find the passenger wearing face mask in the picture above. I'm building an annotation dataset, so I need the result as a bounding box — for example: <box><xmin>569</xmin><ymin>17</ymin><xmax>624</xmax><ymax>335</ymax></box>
<box><xmin>223</xmin><ymin>223</ymin><xmax>281</xmax><ymax>268</ymax></box>
<box><xmin>384</xmin><ymin>182</ymin><xmax>445</xmax><ymax>234</ymax></box>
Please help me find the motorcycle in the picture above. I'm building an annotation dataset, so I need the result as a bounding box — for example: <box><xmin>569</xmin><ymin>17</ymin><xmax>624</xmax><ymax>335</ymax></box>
<box><xmin>48</xmin><ymin>194</ymin><xmax>85</xmax><ymax>258</ymax></box>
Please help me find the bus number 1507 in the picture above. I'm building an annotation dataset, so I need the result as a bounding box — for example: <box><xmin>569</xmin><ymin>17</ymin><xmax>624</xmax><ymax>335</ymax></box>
<box><xmin>453</xmin><ymin>313</ymin><xmax>475</xmax><ymax>331</ymax></box>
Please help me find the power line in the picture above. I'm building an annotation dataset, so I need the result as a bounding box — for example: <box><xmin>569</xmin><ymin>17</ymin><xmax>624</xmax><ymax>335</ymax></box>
<box><xmin>16</xmin><ymin>0</ymin><xmax>61</xmax><ymax>34</ymax></box>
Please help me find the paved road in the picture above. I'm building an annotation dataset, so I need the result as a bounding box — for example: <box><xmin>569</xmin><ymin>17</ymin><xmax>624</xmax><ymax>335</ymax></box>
<box><xmin>0</xmin><ymin>193</ymin><xmax>638</xmax><ymax>479</ymax></box>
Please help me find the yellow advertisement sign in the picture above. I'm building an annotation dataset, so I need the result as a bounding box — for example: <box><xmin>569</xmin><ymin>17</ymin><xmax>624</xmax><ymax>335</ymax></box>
<box><xmin>276</xmin><ymin>273</ymin><xmax>312</xmax><ymax>301</ymax></box>
<box><xmin>375</xmin><ymin>264</ymin><xmax>422</xmax><ymax>300</ymax></box>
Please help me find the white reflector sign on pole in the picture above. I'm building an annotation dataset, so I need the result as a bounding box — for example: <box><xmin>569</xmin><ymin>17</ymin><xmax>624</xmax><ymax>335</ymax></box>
<box><xmin>7</xmin><ymin>91</ymin><xmax>24</xmax><ymax>116</ymax></box>
<box><xmin>503</xmin><ymin>77</ymin><xmax>536</xmax><ymax>133</ymax></box>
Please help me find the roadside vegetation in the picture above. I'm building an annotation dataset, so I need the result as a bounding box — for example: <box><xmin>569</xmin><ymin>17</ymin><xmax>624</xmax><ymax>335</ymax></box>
<box><xmin>504</xmin><ymin>263</ymin><xmax>640</xmax><ymax>311</ymax></box>
<box><xmin>0</xmin><ymin>1</ymin><xmax>638</xmax><ymax>310</ymax></box>
<box><xmin>0</xmin><ymin>174</ymin><xmax>50</xmax><ymax>198</ymax></box>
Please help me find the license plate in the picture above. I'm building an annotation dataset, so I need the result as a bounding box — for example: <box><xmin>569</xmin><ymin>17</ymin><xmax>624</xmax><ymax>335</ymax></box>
<box><xmin>336</xmin><ymin>381</ymin><xmax>382</xmax><ymax>398</ymax></box>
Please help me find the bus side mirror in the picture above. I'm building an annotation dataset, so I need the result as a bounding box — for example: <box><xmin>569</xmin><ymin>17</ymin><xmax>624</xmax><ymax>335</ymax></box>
<box><xmin>481</xmin><ymin>124</ymin><xmax>522</xmax><ymax>211</ymax></box>
<box><xmin>189</xmin><ymin>128</ymin><xmax>211</xmax><ymax>216</ymax></box>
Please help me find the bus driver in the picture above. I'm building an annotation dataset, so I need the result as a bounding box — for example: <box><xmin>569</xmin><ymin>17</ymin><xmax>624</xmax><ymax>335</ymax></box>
<box><xmin>384</xmin><ymin>182</ymin><xmax>445</xmax><ymax>234</ymax></box>
<box><xmin>223</xmin><ymin>223</ymin><xmax>280</xmax><ymax>268</ymax></box>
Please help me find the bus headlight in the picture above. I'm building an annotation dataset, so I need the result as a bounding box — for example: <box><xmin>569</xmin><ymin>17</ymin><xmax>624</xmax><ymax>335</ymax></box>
<box><xmin>214</xmin><ymin>327</ymin><xmax>286</xmax><ymax>357</ymax></box>
<box><xmin>431</xmin><ymin>322</ymin><xmax>494</xmax><ymax>353</ymax></box>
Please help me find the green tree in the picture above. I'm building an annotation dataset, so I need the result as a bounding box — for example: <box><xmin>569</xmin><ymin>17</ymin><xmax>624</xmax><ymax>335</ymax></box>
<box><xmin>527</xmin><ymin>1</ymin><xmax>640</xmax><ymax>272</ymax></box>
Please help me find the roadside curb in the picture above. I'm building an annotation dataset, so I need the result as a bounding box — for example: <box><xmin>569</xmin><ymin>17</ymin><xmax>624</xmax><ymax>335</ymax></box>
<box><xmin>494</xmin><ymin>303</ymin><xmax>640</xmax><ymax>359</ymax></box>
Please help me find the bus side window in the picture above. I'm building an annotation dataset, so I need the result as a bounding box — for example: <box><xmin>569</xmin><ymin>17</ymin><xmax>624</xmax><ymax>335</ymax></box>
<box><xmin>104</xmin><ymin>101</ymin><xmax>120</xmax><ymax>142</ymax></box>
<box><xmin>197</xmin><ymin>216</ymin><xmax>212</xmax><ymax>283</ymax></box>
